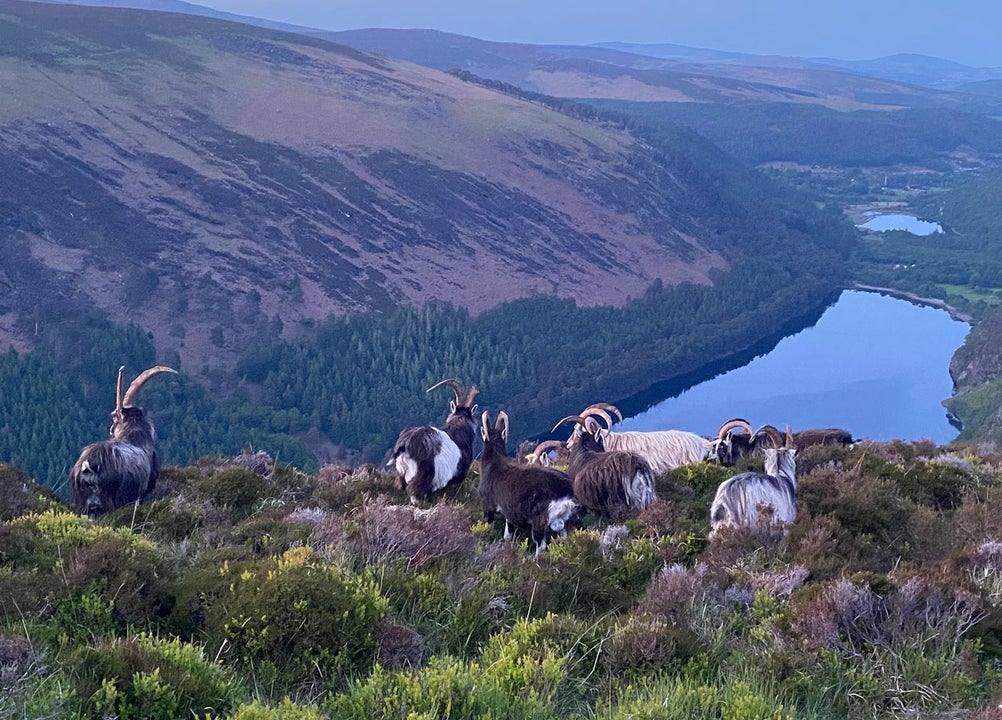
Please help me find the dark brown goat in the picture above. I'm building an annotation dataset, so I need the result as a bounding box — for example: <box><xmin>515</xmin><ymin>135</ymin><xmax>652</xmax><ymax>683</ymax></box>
<box><xmin>70</xmin><ymin>365</ymin><xmax>177</xmax><ymax>516</ymax></box>
<box><xmin>388</xmin><ymin>378</ymin><xmax>478</xmax><ymax>504</ymax></box>
<box><xmin>555</xmin><ymin>415</ymin><xmax>655</xmax><ymax>524</ymax></box>
<box><xmin>715</xmin><ymin>422</ymin><xmax>853</xmax><ymax>466</ymax></box>
<box><xmin>478</xmin><ymin>411</ymin><xmax>577</xmax><ymax>556</ymax></box>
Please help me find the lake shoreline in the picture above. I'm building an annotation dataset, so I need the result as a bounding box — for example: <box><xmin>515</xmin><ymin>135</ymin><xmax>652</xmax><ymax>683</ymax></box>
<box><xmin>852</xmin><ymin>283</ymin><xmax>974</xmax><ymax>323</ymax></box>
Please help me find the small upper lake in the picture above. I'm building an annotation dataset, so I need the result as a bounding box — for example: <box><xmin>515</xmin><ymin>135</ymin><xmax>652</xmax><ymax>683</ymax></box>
<box><xmin>858</xmin><ymin>213</ymin><xmax>943</xmax><ymax>235</ymax></box>
<box><xmin>621</xmin><ymin>290</ymin><xmax>969</xmax><ymax>444</ymax></box>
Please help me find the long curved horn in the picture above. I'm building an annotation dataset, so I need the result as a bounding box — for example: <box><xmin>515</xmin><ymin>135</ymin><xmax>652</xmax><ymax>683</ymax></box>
<box><xmin>480</xmin><ymin>410</ymin><xmax>491</xmax><ymax>438</ymax></box>
<box><xmin>112</xmin><ymin>365</ymin><xmax>126</xmax><ymax>424</ymax></box>
<box><xmin>530</xmin><ymin>440</ymin><xmax>564</xmax><ymax>458</ymax></box>
<box><xmin>426</xmin><ymin>378</ymin><xmax>464</xmax><ymax>404</ymax></box>
<box><xmin>753</xmin><ymin>424</ymin><xmax>783</xmax><ymax>448</ymax></box>
<box><xmin>121</xmin><ymin>366</ymin><xmax>178</xmax><ymax>407</ymax></box>
<box><xmin>464</xmin><ymin>385</ymin><xmax>479</xmax><ymax>408</ymax></box>
<box><xmin>785</xmin><ymin>425</ymin><xmax>795</xmax><ymax>448</ymax></box>
<box><xmin>717</xmin><ymin>418</ymin><xmax>753</xmax><ymax>439</ymax></box>
<box><xmin>553</xmin><ymin>415</ymin><xmax>586</xmax><ymax>432</ymax></box>
<box><xmin>579</xmin><ymin>406</ymin><xmax>614</xmax><ymax>429</ymax></box>
<box><xmin>584</xmin><ymin>403</ymin><xmax>623</xmax><ymax>423</ymax></box>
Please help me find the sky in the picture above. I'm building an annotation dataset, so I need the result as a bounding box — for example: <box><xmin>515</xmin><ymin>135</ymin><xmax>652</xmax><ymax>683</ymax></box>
<box><xmin>193</xmin><ymin>0</ymin><xmax>1002</xmax><ymax>68</ymax></box>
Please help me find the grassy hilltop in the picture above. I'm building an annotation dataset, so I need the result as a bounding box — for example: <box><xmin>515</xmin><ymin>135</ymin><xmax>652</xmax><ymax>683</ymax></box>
<box><xmin>4</xmin><ymin>438</ymin><xmax>1002</xmax><ymax>718</ymax></box>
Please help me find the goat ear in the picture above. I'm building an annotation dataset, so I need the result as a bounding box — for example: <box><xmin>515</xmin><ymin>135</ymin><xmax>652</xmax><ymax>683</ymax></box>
<box><xmin>450</xmin><ymin>400</ymin><xmax>458</xmax><ymax>413</ymax></box>
<box><xmin>472</xmin><ymin>403</ymin><xmax>478</xmax><ymax>414</ymax></box>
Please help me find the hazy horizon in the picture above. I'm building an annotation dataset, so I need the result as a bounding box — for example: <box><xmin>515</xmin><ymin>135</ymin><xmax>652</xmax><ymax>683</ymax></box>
<box><xmin>192</xmin><ymin>0</ymin><xmax>1002</xmax><ymax>68</ymax></box>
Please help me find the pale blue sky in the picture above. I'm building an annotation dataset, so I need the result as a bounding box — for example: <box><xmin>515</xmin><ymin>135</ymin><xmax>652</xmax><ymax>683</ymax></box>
<box><xmin>194</xmin><ymin>0</ymin><xmax>1002</xmax><ymax>67</ymax></box>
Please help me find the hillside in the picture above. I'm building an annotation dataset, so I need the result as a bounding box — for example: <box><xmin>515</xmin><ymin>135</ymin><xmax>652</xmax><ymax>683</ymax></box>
<box><xmin>0</xmin><ymin>0</ymin><xmax>809</xmax><ymax>375</ymax></box>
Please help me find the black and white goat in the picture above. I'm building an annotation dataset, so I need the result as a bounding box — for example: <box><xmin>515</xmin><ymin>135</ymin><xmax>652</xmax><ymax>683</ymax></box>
<box><xmin>574</xmin><ymin>403</ymin><xmax>750</xmax><ymax>474</ymax></box>
<box><xmin>709</xmin><ymin>428</ymin><xmax>798</xmax><ymax>536</ymax></box>
<box><xmin>478</xmin><ymin>411</ymin><xmax>578</xmax><ymax>556</ymax></box>
<box><xmin>388</xmin><ymin>378</ymin><xmax>478</xmax><ymax>504</ymax></box>
<box><xmin>714</xmin><ymin>422</ymin><xmax>853</xmax><ymax>465</ymax></box>
<box><xmin>70</xmin><ymin>365</ymin><xmax>178</xmax><ymax>516</ymax></box>
<box><xmin>555</xmin><ymin>414</ymin><xmax>655</xmax><ymax>523</ymax></box>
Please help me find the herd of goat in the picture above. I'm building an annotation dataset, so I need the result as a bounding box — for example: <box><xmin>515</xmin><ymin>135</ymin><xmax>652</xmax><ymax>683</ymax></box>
<box><xmin>69</xmin><ymin>370</ymin><xmax>853</xmax><ymax>554</ymax></box>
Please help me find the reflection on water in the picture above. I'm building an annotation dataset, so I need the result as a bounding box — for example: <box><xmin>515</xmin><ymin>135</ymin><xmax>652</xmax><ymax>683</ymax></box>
<box><xmin>622</xmin><ymin>290</ymin><xmax>969</xmax><ymax>444</ymax></box>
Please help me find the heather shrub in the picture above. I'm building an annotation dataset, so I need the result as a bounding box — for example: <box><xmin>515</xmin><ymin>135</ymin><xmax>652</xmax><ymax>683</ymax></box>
<box><xmin>377</xmin><ymin>563</ymin><xmax>513</xmax><ymax>657</ymax></box>
<box><xmin>604</xmin><ymin>614</ymin><xmax>703</xmax><ymax>681</ymax></box>
<box><xmin>0</xmin><ymin>463</ymin><xmax>65</xmax><ymax>521</ymax></box>
<box><xmin>0</xmin><ymin>634</ymin><xmax>73</xmax><ymax>718</ymax></box>
<box><xmin>66</xmin><ymin>632</ymin><xmax>240</xmax><ymax>720</ymax></box>
<box><xmin>227</xmin><ymin>697</ymin><xmax>325</xmax><ymax>719</ymax></box>
<box><xmin>3</xmin><ymin>510</ymin><xmax>169</xmax><ymax>628</ymax></box>
<box><xmin>199</xmin><ymin>547</ymin><xmax>387</xmax><ymax>694</ymax></box>
<box><xmin>602</xmin><ymin>672</ymin><xmax>820</xmax><ymax>720</ymax></box>
<box><xmin>312</xmin><ymin>494</ymin><xmax>476</xmax><ymax>569</ymax></box>
<box><xmin>190</xmin><ymin>466</ymin><xmax>274</xmax><ymax>522</ymax></box>
<box><xmin>325</xmin><ymin>640</ymin><xmax>570</xmax><ymax>720</ymax></box>
<box><xmin>528</xmin><ymin>530</ymin><xmax>635</xmax><ymax>615</ymax></box>
<box><xmin>312</xmin><ymin>463</ymin><xmax>403</xmax><ymax>509</ymax></box>
<box><xmin>232</xmin><ymin>509</ymin><xmax>315</xmax><ymax>556</ymax></box>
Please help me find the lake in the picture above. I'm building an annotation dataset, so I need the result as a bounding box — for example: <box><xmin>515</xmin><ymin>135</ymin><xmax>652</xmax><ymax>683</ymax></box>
<box><xmin>621</xmin><ymin>290</ymin><xmax>969</xmax><ymax>444</ymax></box>
<box><xmin>858</xmin><ymin>213</ymin><xmax>943</xmax><ymax>235</ymax></box>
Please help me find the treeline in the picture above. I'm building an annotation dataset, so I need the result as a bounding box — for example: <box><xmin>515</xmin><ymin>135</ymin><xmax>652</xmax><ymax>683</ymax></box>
<box><xmin>584</xmin><ymin>100</ymin><xmax>1002</xmax><ymax>168</ymax></box>
<box><xmin>852</xmin><ymin>172</ymin><xmax>1002</xmax><ymax>320</ymax></box>
<box><xmin>0</xmin><ymin>249</ymin><xmax>843</xmax><ymax>492</ymax></box>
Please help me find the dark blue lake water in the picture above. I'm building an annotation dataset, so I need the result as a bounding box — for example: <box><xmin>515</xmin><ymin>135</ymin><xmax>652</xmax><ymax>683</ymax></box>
<box><xmin>621</xmin><ymin>290</ymin><xmax>970</xmax><ymax>444</ymax></box>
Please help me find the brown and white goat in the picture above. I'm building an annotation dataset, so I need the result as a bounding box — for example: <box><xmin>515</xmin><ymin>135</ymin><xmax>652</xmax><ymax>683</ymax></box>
<box><xmin>388</xmin><ymin>378</ymin><xmax>478</xmax><ymax>504</ymax></box>
<box><xmin>709</xmin><ymin>428</ymin><xmax>798</xmax><ymax>536</ymax></box>
<box><xmin>555</xmin><ymin>414</ymin><xmax>655</xmax><ymax>523</ymax></box>
<box><xmin>70</xmin><ymin>365</ymin><xmax>177</xmax><ymax>516</ymax></box>
<box><xmin>478</xmin><ymin>411</ymin><xmax>577</xmax><ymax>556</ymax></box>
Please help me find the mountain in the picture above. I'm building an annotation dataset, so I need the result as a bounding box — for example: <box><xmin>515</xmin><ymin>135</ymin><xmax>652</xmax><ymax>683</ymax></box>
<box><xmin>1</xmin><ymin>0</ymin><xmax>794</xmax><ymax>374</ymax></box>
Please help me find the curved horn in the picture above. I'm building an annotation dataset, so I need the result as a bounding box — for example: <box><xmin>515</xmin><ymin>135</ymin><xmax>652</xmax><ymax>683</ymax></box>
<box><xmin>496</xmin><ymin>410</ymin><xmax>508</xmax><ymax>432</ymax></box>
<box><xmin>113</xmin><ymin>365</ymin><xmax>126</xmax><ymax>424</ymax></box>
<box><xmin>464</xmin><ymin>385</ymin><xmax>479</xmax><ymax>408</ymax></box>
<box><xmin>785</xmin><ymin>425</ymin><xmax>795</xmax><ymax>448</ymax></box>
<box><xmin>753</xmin><ymin>424</ymin><xmax>783</xmax><ymax>448</ymax></box>
<box><xmin>552</xmin><ymin>415</ymin><xmax>586</xmax><ymax>432</ymax></box>
<box><xmin>480</xmin><ymin>410</ymin><xmax>491</xmax><ymax>438</ymax></box>
<box><xmin>717</xmin><ymin>418</ymin><xmax>753</xmax><ymax>439</ymax></box>
<box><xmin>530</xmin><ymin>440</ymin><xmax>564</xmax><ymax>457</ymax></box>
<box><xmin>426</xmin><ymin>378</ymin><xmax>464</xmax><ymax>404</ymax></box>
<box><xmin>121</xmin><ymin>366</ymin><xmax>178</xmax><ymax>408</ymax></box>
<box><xmin>579</xmin><ymin>406</ymin><xmax>615</xmax><ymax>429</ymax></box>
<box><xmin>584</xmin><ymin>403</ymin><xmax>623</xmax><ymax>423</ymax></box>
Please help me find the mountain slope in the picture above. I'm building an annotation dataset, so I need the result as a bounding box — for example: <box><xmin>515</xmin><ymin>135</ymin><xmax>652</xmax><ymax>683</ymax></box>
<box><xmin>0</xmin><ymin>0</ymin><xmax>760</xmax><ymax>371</ymax></box>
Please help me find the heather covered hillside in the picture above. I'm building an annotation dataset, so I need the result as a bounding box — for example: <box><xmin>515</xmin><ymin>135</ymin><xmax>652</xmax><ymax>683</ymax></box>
<box><xmin>4</xmin><ymin>438</ymin><xmax>1002</xmax><ymax>718</ymax></box>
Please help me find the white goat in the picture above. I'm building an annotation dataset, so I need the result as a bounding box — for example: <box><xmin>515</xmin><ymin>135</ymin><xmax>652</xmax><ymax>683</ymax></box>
<box><xmin>573</xmin><ymin>404</ymin><xmax>750</xmax><ymax>476</ymax></box>
<box><xmin>709</xmin><ymin>431</ymin><xmax>797</xmax><ymax>536</ymax></box>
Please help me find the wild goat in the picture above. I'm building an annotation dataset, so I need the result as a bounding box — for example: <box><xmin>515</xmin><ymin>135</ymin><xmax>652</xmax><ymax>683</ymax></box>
<box><xmin>478</xmin><ymin>411</ymin><xmax>578</xmax><ymax>556</ymax></box>
<box><xmin>709</xmin><ymin>428</ymin><xmax>798</xmax><ymax>536</ymax></box>
<box><xmin>714</xmin><ymin>422</ymin><xmax>853</xmax><ymax>465</ymax></box>
<box><xmin>388</xmin><ymin>378</ymin><xmax>478</xmax><ymax>504</ymax></box>
<box><xmin>555</xmin><ymin>414</ymin><xmax>655</xmax><ymax>523</ymax></box>
<box><xmin>574</xmin><ymin>403</ymin><xmax>751</xmax><ymax>474</ymax></box>
<box><xmin>70</xmin><ymin>365</ymin><xmax>178</xmax><ymax>516</ymax></box>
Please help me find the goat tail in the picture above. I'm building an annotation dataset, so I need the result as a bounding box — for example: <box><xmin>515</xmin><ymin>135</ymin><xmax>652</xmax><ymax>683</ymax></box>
<box><xmin>547</xmin><ymin>497</ymin><xmax>578</xmax><ymax>532</ymax></box>
<box><xmin>624</xmin><ymin>469</ymin><xmax>655</xmax><ymax>511</ymax></box>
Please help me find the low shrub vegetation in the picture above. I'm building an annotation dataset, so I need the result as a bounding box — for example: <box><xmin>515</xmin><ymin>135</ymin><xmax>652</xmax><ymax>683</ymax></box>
<box><xmin>2</xmin><ymin>443</ymin><xmax>1002</xmax><ymax>717</ymax></box>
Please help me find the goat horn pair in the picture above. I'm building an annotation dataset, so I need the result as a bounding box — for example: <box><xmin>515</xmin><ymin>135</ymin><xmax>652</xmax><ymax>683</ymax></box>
<box><xmin>717</xmin><ymin>418</ymin><xmax>752</xmax><ymax>439</ymax></box>
<box><xmin>583</xmin><ymin>403</ymin><xmax>623</xmax><ymax>423</ymax></box>
<box><xmin>579</xmin><ymin>406</ymin><xmax>615</xmax><ymax>429</ymax></box>
<box><xmin>114</xmin><ymin>365</ymin><xmax>178</xmax><ymax>422</ymax></box>
<box><xmin>427</xmin><ymin>378</ymin><xmax>479</xmax><ymax>408</ymax></box>
<box><xmin>753</xmin><ymin>424</ymin><xmax>784</xmax><ymax>448</ymax></box>
<box><xmin>480</xmin><ymin>410</ymin><xmax>508</xmax><ymax>435</ymax></box>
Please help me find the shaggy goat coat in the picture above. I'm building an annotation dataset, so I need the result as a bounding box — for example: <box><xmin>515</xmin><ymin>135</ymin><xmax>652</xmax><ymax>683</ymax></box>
<box><xmin>709</xmin><ymin>447</ymin><xmax>797</xmax><ymax>534</ymax></box>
